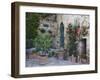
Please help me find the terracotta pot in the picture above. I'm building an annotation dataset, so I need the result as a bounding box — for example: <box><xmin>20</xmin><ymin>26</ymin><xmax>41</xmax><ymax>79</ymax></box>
<box><xmin>57</xmin><ymin>51</ymin><xmax>64</xmax><ymax>60</ymax></box>
<box><xmin>38</xmin><ymin>55</ymin><xmax>48</xmax><ymax>65</ymax></box>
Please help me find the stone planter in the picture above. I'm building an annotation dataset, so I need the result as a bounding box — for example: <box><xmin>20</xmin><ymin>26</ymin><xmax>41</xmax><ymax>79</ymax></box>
<box><xmin>37</xmin><ymin>51</ymin><xmax>48</xmax><ymax>65</ymax></box>
<box><xmin>38</xmin><ymin>55</ymin><xmax>48</xmax><ymax>65</ymax></box>
<box><xmin>56</xmin><ymin>51</ymin><xmax>64</xmax><ymax>60</ymax></box>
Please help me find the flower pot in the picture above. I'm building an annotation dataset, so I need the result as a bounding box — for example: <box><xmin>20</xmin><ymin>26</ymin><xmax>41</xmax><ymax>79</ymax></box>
<box><xmin>56</xmin><ymin>51</ymin><xmax>64</xmax><ymax>60</ymax></box>
<box><xmin>38</xmin><ymin>55</ymin><xmax>48</xmax><ymax>65</ymax></box>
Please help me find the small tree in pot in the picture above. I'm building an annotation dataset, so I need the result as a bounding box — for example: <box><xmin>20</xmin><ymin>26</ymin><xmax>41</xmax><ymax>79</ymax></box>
<box><xmin>34</xmin><ymin>33</ymin><xmax>52</xmax><ymax>64</ymax></box>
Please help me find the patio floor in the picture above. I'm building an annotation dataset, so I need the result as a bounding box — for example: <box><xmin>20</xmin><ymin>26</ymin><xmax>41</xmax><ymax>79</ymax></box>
<box><xmin>26</xmin><ymin>57</ymin><xmax>84</xmax><ymax>67</ymax></box>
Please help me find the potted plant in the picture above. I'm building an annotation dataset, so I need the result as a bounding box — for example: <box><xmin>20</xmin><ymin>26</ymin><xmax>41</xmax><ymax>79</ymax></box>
<box><xmin>56</xmin><ymin>48</ymin><xmax>64</xmax><ymax>60</ymax></box>
<box><xmin>34</xmin><ymin>33</ymin><xmax>52</xmax><ymax>64</ymax></box>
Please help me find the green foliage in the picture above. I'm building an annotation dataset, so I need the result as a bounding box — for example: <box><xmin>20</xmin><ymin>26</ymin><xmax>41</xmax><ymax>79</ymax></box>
<box><xmin>26</xmin><ymin>39</ymin><xmax>33</xmax><ymax>48</ymax></box>
<box><xmin>26</xmin><ymin>13</ymin><xmax>40</xmax><ymax>48</ymax></box>
<box><xmin>26</xmin><ymin>13</ymin><xmax>40</xmax><ymax>39</ymax></box>
<box><xmin>34</xmin><ymin>33</ymin><xmax>52</xmax><ymax>52</ymax></box>
<box><xmin>26</xmin><ymin>13</ymin><xmax>53</xmax><ymax>49</ymax></box>
<box><xmin>67</xmin><ymin>23</ymin><xmax>77</xmax><ymax>56</ymax></box>
<box><xmin>48</xmin><ymin>51</ymin><xmax>55</xmax><ymax>57</ymax></box>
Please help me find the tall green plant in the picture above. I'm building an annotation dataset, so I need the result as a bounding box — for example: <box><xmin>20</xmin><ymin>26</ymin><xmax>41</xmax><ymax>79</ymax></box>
<box><xmin>67</xmin><ymin>23</ymin><xmax>77</xmax><ymax>57</ymax></box>
<box><xmin>26</xmin><ymin>13</ymin><xmax>40</xmax><ymax>39</ymax></box>
<box><xmin>26</xmin><ymin>13</ymin><xmax>53</xmax><ymax>48</ymax></box>
<box><xmin>26</xmin><ymin>13</ymin><xmax>40</xmax><ymax>48</ymax></box>
<box><xmin>34</xmin><ymin>34</ymin><xmax>52</xmax><ymax>52</ymax></box>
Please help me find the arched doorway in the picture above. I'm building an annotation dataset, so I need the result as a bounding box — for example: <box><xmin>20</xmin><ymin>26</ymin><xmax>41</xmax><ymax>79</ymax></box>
<box><xmin>60</xmin><ymin>22</ymin><xmax>64</xmax><ymax>48</ymax></box>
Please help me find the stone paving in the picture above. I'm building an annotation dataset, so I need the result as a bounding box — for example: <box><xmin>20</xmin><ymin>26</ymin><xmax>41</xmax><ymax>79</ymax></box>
<box><xmin>26</xmin><ymin>57</ymin><xmax>83</xmax><ymax>67</ymax></box>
